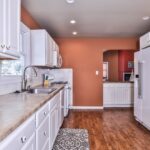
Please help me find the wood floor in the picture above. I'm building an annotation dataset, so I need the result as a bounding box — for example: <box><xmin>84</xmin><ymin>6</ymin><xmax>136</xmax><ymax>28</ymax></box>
<box><xmin>62</xmin><ymin>109</ymin><xmax>150</xmax><ymax>150</ymax></box>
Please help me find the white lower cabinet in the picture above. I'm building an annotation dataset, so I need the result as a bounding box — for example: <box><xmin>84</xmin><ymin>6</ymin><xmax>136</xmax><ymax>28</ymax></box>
<box><xmin>36</xmin><ymin>115</ymin><xmax>49</xmax><ymax>150</ymax></box>
<box><xmin>0</xmin><ymin>115</ymin><xmax>36</xmax><ymax>150</ymax></box>
<box><xmin>60</xmin><ymin>89</ymin><xmax>64</xmax><ymax>127</ymax></box>
<box><xmin>103</xmin><ymin>83</ymin><xmax>134</xmax><ymax>107</ymax></box>
<box><xmin>49</xmin><ymin>103</ymin><xmax>58</xmax><ymax>149</ymax></box>
<box><xmin>0</xmin><ymin>89</ymin><xmax>65</xmax><ymax>150</ymax></box>
<box><xmin>49</xmin><ymin>90</ymin><xmax>64</xmax><ymax>150</ymax></box>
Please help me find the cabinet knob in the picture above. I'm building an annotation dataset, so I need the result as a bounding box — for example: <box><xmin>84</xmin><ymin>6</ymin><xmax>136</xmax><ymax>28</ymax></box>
<box><xmin>21</xmin><ymin>136</ymin><xmax>27</xmax><ymax>143</ymax></box>
<box><xmin>1</xmin><ymin>45</ymin><xmax>5</xmax><ymax>49</ymax></box>
<box><xmin>44</xmin><ymin>111</ymin><xmax>47</xmax><ymax>116</ymax></box>
<box><xmin>67</xmin><ymin>87</ymin><xmax>71</xmax><ymax>90</ymax></box>
<box><xmin>43</xmin><ymin>131</ymin><xmax>47</xmax><ymax>136</ymax></box>
<box><xmin>6</xmin><ymin>46</ymin><xmax>10</xmax><ymax>50</ymax></box>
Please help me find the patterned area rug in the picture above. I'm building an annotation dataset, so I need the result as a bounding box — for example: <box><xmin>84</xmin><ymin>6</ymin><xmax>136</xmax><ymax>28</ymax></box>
<box><xmin>53</xmin><ymin>128</ymin><xmax>90</xmax><ymax>150</ymax></box>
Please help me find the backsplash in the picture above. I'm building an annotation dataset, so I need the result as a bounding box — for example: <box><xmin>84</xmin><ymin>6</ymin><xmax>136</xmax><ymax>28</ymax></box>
<box><xmin>0</xmin><ymin>68</ymin><xmax>51</xmax><ymax>95</ymax></box>
<box><xmin>0</xmin><ymin>76</ymin><xmax>21</xmax><ymax>95</ymax></box>
<box><xmin>28</xmin><ymin>68</ymin><xmax>51</xmax><ymax>87</ymax></box>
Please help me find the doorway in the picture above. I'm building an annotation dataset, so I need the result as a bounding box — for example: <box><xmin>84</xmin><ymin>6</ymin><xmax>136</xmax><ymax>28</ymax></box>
<box><xmin>103</xmin><ymin>50</ymin><xmax>135</xmax><ymax>108</ymax></box>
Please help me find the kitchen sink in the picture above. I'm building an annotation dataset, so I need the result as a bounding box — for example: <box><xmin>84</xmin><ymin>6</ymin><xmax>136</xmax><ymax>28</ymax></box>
<box><xmin>28</xmin><ymin>87</ymin><xmax>56</xmax><ymax>94</ymax></box>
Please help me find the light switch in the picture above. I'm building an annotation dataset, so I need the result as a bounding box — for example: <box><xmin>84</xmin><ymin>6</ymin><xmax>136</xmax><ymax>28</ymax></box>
<box><xmin>96</xmin><ymin>70</ymin><xmax>99</xmax><ymax>75</ymax></box>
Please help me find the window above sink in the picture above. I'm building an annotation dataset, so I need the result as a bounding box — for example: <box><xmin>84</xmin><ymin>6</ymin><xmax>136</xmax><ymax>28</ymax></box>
<box><xmin>0</xmin><ymin>55</ymin><xmax>24</xmax><ymax>75</ymax></box>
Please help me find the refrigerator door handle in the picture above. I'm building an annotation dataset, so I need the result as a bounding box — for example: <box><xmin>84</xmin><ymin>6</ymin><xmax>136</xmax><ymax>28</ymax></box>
<box><xmin>138</xmin><ymin>61</ymin><xmax>144</xmax><ymax>99</ymax></box>
<box><xmin>135</xmin><ymin>74</ymin><xmax>139</xmax><ymax>78</ymax></box>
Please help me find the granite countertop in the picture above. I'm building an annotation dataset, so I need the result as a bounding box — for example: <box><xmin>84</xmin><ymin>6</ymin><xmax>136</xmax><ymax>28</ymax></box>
<box><xmin>0</xmin><ymin>84</ymin><xmax>65</xmax><ymax>142</ymax></box>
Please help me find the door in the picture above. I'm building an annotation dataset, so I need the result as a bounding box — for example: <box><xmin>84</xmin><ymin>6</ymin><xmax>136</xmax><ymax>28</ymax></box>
<box><xmin>49</xmin><ymin>104</ymin><xmax>57</xmax><ymax>149</ymax></box>
<box><xmin>36</xmin><ymin>115</ymin><xmax>49</xmax><ymax>150</ymax></box>
<box><xmin>49</xmin><ymin>36</ymin><xmax>53</xmax><ymax>66</ymax></box>
<box><xmin>60</xmin><ymin>90</ymin><xmax>64</xmax><ymax>126</ymax></box>
<box><xmin>21</xmin><ymin>23</ymin><xmax>31</xmax><ymax>66</ymax></box>
<box><xmin>134</xmin><ymin>51</ymin><xmax>143</xmax><ymax>122</ymax></box>
<box><xmin>6</xmin><ymin>0</ymin><xmax>20</xmax><ymax>56</ymax></box>
<box><xmin>9</xmin><ymin>0</ymin><xmax>20</xmax><ymax>53</ymax></box>
<box><xmin>45</xmin><ymin>32</ymin><xmax>49</xmax><ymax>65</ymax></box>
<box><xmin>141</xmin><ymin>49</ymin><xmax>150</xmax><ymax>127</ymax></box>
<box><xmin>0</xmin><ymin>0</ymin><xmax>20</xmax><ymax>58</ymax></box>
<box><xmin>0</xmin><ymin>0</ymin><xmax>5</xmax><ymax>51</ymax></box>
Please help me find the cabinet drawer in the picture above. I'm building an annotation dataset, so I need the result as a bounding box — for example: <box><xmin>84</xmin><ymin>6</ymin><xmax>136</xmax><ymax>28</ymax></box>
<box><xmin>36</xmin><ymin>102</ymin><xmax>49</xmax><ymax>128</ymax></box>
<box><xmin>36</xmin><ymin>115</ymin><xmax>49</xmax><ymax>150</ymax></box>
<box><xmin>0</xmin><ymin>115</ymin><xmax>36</xmax><ymax>150</ymax></box>
<box><xmin>49</xmin><ymin>92</ymin><xmax>60</xmax><ymax>110</ymax></box>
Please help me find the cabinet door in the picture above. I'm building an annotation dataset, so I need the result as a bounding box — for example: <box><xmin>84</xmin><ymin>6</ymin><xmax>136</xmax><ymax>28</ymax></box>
<box><xmin>49</xmin><ymin>36</ymin><xmax>53</xmax><ymax>66</ymax></box>
<box><xmin>60</xmin><ymin>90</ymin><xmax>64</xmax><ymax>126</ymax></box>
<box><xmin>22</xmin><ymin>133</ymin><xmax>36</xmax><ymax>150</ymax></box>
<box><xmin>46</xmin><ymin>34</ymin><xmax>51</xmax><ymax>65</ymax></box>
<box><xmin>36</xmin><ymin>115</ymin><xmax>49</xmax><ymax>150</ymax></box>
<box><xmin>49</xmin><ymin>105</ymin><xmax>57</xmax><ymax>149</ymax></box>
<box><xmin>57</xmin><ymin>91</ymin><xmax>63</xmax><ymax>129</ymax></box>
<box><xmin>0</xmin><ymin>0</ymin><xmax>5</xmax><ymax>51</ymax></box>
<box><xmin>6</xmin><ymin>0</ymin><xmax>20</xmax><ymax>55</ymax></box>
<box><xmin>56</xmin><ymin>102</ymin><xmax>60</xmax><ymax>133</ymax></box>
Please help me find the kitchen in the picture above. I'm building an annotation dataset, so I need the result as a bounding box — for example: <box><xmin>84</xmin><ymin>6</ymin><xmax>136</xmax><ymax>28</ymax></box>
<box><xmin>0</xmin><ymin>0</ymin><xmax>150</xmax><ymax>150</ymax></box>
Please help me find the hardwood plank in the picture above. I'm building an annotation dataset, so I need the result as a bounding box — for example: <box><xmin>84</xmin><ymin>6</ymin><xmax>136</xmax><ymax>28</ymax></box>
<box><xmin>62</xmin><ymin>109</ymin><xmax>150</xmax><ymax>150</ymax></box>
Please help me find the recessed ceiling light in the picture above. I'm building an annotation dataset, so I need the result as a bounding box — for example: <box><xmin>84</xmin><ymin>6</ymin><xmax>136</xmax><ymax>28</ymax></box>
<box><xmin>70</xmin><ymin>20</ymin><xmax>76</xmax><ymax>24</ymax></box>
<box><xmin>66</xmin><ymin>0</ymin><xmax>75</xmax><ymax>4</ymax></box>
<box><xmin>72</xmin><ymin>31</ymin><xmax>77</xmax><ymax>35</ymax></box>
<box><xmin>142</xmin><ymin>16</ymin><xmax>150</xmax><ymax>20</ymax></box>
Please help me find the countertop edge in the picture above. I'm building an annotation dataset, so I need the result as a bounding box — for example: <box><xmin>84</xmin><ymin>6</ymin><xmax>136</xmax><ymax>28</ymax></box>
<box><xmin>0</xmin><ymin>84</ymin><xmax>65</xmax><ymax>142</ymax></box>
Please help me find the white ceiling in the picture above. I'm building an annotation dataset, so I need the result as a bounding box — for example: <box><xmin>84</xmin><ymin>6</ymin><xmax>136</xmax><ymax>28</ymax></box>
<box><xmin>22</xmin><ymin>0</ymin><xmax>150</xmax><ymax>38</ymax></box>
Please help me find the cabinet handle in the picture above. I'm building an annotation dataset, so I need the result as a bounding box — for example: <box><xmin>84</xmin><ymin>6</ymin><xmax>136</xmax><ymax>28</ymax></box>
<box><xmin>43</xmin><ymin>131</ymin><xmax>47</xmax><ymax>136</ymax></box>
<box><xmin>1</xmin><ymin>45</ymin><xmax>5</xmax><ymax>49</ymax></box>
<box><xmin>21</xmin><ymin>136</ymin><xmax>27</xmax><ymax>143</ymax></box>
<box><xmin>44</xmin><ymin>111</ymin><xmax>47</xmax><ymax>116</ymax></box>
<box><xmin>6</xmin><ymin>46</ymin><xmax>10</xmax><ymax>50</ymax></box>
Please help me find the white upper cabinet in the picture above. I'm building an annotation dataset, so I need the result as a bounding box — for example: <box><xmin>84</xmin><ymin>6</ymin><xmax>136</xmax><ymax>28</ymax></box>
<box><xmin>31</xmin><ymin>29</ymin><xmax>60</xmax><ymax>67</ymax></box>
<box><xmin>0</xmin><ymin>0</ymin><xmax>21</xmax><ymax>59</ymax></box>
<box><xmin>0</xmin><ymin>0</ymin><xmax>5</xmax><ymax>51</ymax></box>
<box><xmin>31</xmin><ymin>30</ymin><xmax>51</xmax><ymax>66</ymax></box>
<box><xmin>140</xmin><ymin>32</ymin><xmax>150</xmax><ymax>49</ymax></box>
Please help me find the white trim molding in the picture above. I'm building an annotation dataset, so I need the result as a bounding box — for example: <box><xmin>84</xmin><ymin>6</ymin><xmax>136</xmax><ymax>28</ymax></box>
<box><xmin>70</xmin><ymin>106</ymin><xmax>103</xmax><ymax>110</ymax></box>
<box><xmin>104</xmin><ymin>104</ymin><xmax>133</xmax><ymax>108</ymax></box>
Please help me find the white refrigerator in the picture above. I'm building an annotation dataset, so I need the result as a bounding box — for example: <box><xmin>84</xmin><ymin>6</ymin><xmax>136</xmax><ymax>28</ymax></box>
<box><xmin>134</xmin><ymin>48</ymin><xmax>150</xmax><ymax>129</ymax></box>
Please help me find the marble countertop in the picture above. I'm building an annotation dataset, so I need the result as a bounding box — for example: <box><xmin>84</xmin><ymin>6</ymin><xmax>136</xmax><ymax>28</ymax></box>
<box><xmin>0</xmin><ymin>84</ymin><xmax>65</xmax><ymax>142</ymax></box>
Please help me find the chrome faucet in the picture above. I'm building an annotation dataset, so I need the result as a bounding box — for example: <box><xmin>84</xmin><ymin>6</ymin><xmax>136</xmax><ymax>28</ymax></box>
<box><xmin>22</xmin><ymin>66</ymin><xmax>38</xmax><ymax>91</ymax></box>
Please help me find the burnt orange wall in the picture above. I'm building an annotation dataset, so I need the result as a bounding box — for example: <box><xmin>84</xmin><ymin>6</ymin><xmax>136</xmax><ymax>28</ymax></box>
<box><xmin>118</xmin><ymin>50</ymin><xmax>135</xmax><ymax>81</ymax></box>
<box><xmin>20</xmin><ymin>7</ymin><xmax>138</xmax><ymax>106</ymax></box>
<box><xmin>56</xmin><ymin>38</ymin><xmax>138</xmax><ymax>106</ymax></box>
<box><xmin>103</xmin><ymin>50</ymin><xmax>119</xmax><ymax>82</ymax></box>
<box><xmin>21</xmin><ymin>6</ymin><xmax>40</xmax><ymax>29</ymax></box>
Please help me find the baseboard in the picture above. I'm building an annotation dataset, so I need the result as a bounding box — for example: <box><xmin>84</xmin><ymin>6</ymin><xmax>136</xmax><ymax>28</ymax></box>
<box><xmin>104</xmin><ymin>104</ymin><xmax>133</xmax><ymax>108</ymax></box>
<box><xmin>135</xmin><ymin>117</ymin><xmax>150</xmax><ymax>131</ymax></box>
<box><xmin>70</xmin><ymin>106</ymin><xmax>104</xmax><ymax>110</ymax></box>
